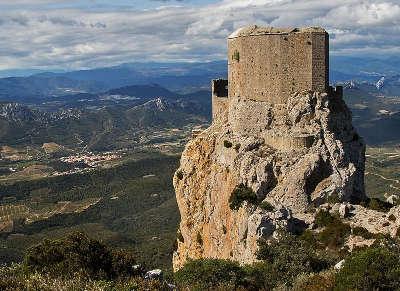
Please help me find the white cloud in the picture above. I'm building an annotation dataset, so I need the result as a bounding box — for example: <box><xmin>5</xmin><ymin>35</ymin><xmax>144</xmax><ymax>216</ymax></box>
<box><xmin>0</xmin><ymin>0</ymin><xmax>398</xmax><ymax>70</ymax></box>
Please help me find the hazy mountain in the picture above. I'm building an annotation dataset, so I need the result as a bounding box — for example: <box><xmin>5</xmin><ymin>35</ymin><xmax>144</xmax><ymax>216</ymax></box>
<box><xmin>1</xmin><ymin>56</ymin><xmax>400</xmax><ymax>103</ymax></box>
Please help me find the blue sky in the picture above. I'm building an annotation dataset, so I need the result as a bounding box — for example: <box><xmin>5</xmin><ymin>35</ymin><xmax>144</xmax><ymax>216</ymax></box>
<box><xmin>0</xmin><ymin>0</ymin><xmax>399</xmax><ymax>71</ymax></box>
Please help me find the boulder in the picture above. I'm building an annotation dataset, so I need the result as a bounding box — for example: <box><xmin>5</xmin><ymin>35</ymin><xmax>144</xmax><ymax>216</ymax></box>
<box><xmin>144</xmin><ymin>269</ymin><xmax>163</xmax><ymax>280</ymax></box>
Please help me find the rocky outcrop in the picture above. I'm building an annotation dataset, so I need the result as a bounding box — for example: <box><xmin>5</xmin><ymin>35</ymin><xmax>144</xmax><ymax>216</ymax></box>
<box><xmin>173</xmin><ymin>91</ymin><xmax>365</xmax><ymax>270</ymax></box>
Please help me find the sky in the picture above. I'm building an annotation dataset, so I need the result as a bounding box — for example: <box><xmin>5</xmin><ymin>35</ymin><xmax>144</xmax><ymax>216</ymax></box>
<box><xmin>0</xmin><ymin>0</ymin><xmax>399</xmax><ymax>71</ymax></box>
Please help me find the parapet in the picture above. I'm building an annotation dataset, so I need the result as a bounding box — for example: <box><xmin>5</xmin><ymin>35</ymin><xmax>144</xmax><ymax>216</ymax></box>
<box><xmin>228</xmin><ymin>25</ymin><xmax>329</xmax><ymax>104</ymax></box>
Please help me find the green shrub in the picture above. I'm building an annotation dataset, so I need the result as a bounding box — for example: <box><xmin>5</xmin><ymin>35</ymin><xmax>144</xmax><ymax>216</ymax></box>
<box><xmin>229</xmin><ymin>184</ymin><xmax>258</xmax><ymax>210</ymax></box>
<box><xmin>299</xmin><ymin>230</ymin><xmax>318</xmax><ymax>248</ymax></box>
<box><xmin>389</xmin><ymin>214</ymin><xmax>396</xmax><ymax>222</ymax></box>
<box><xmin>335</xmin><ymin>247</ymin><xmax>400</xmax><ymax>290</ymax></box>
<box><xmin>234</xmin><ymin>143</ymin><xmax>241</xmax><ymax>151</ymax></box>
<box><xmin>313</xmin><ymin>210</ymin><xmax>351</xmax><ymax>249</ymax></box>
<box><xmin>0</xmin><ymin>264</ymin><xmax>165</xmax><ymax>291</ymax></box>
<box><xmin>292</xmin><ymin>271</ymin><xmax>336</xmax><ymax>291</ymax></box>
<box><xmin>326</xmin><ymin>193</ymin><xmax>341</xmax><ymax>204</ymax></box>
<box><xmin>23</xmin><ymin>232</ymin><xmax>140</xmax><ymax>280</ymax></box>
<box><xmin>318</xmin><ymin>220</ymin><xmax>351</xmax><ymax>249</ymax></box>
<box><xmin>361</xmin><ymin>198</ymin><xmax>392</xmax><ymax>212</ymax></box>
<box><xmin>223</xmin><ymin>140</ymin><xmax>233</xmax><ymax>148</ymax></box>
<box><xmin>243</xmin><ymin>262</ymin><xmax>278</xmax><ymax>290</ymax></box>
<box><xmin>257</xmin><ymin>231</ymin><xmax>333</xmax><ymax>286</ymax></box>
<box><xmin>259</xmin><ymin>201</ymin><xmax>275</xmax><ymax>212</ymax></box>
<box><xmin>174</xmin><ymin>259</ymin><xmax>245</xmax><ymax>290</ymax></box>
<box><xmin>315</xmin><ymin>210</ymin><xmax>336</xmax><ymax>227</ymax></box>
<box><xmin>352</xmin><ymin>227</ymin><xmax>375</xmax><ymax>239</ymax></box>
<box><xmin>111</xmin><ymin>249</ymin><xmax>143</xmax><ymax>278</ymax></box>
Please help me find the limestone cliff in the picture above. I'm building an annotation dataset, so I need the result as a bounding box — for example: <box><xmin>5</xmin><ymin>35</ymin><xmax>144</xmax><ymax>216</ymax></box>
<box><xmin>172</xmin><ymin>91</ymin><xmax>365</xmax><ymax>270</ymax></box>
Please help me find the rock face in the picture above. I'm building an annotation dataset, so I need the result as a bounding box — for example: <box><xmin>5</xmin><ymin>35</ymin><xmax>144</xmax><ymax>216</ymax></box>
<box><xmin>172</xmin><ymin>26</ymin><xmax>365</xmax><ymax>271</ymax></box>
<box><xmin>173</xmin><ymin>91</ymin><xmax>365</xmax><ymax>270</ymax></box>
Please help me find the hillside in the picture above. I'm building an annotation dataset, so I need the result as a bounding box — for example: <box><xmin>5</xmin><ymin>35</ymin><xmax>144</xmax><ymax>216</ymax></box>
<box><xmin>0</xmin><ymin>152</ymin><xmax>180</xmax><ymax>269</ymax></box>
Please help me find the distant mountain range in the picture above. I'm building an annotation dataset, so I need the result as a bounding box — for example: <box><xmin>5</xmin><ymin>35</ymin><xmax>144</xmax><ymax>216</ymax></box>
<box><xmin>0</xmin><ymin>84</ymin><xmax>210</xmax><ymax>151</ymax></box>
<box><xmin>1</xmin><ymin>56</ymin><xmax>400</xmax><ymax>148</ymax></box>
<box><xmin>1</xmin><ymin>55</ymin><xmax>400</xmax><ymax>103</ymax></box>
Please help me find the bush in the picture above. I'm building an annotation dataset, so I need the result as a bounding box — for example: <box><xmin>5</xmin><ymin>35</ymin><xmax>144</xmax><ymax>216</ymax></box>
<box><xmin>389</xmin><ymin>214</ymin><xmax>396</xmax><ymax>222</ymax></box>
<box><xmin>259</xmin><ymin>201</ymin><xmax>275</xmax><ymax>212</ymax></box>
<box><xmin>111</xmin><ymin>249</ymin><xmax>143</xmax><ymax>278</ymax></box>
<box><xmin>229</xmin><ymin>184</ymin><xmax>258</xmax><ymax>210</ymax></box>
<box><xmin>174</xmin><ymin>259</ymin><xmax>246</xmax><ymax>290</ymax></box>
<box><xmin>223</xmin><ymin>140</ymin><xmax>233</xmax><ymax>148</ymax></box>
<box><xmin>292</xmin><ymin>271</ymin><xmax>336</xmax><ymax>291</ymax></box>
<box><xmin>0</xmin><ymin>264</ymin><xmax>165</xmax><ymax>291</ymax></box>
<box><xmin>314</xmin><ymin>210</ymin><xmax>351</xmax><ymax>249</ymax></box>
<box><xmin>318</xmin><ymin>220</ymin><xmax>351</xmax><ymax>249</ymax></box>
<box><xmin>352</xmin><ymin>227</ymin><xmax>375</xmax><ymax>239</ymax></box>
<box><xmin>315</xmin><ymin>210</ymin><xmax>336</xmax><ymax>227</ymax></box>
<box><xmin>24</xmin><ymin>232</ymin><xmax>140</xmax><ymax>280</ymax></box>
<box><xmin>257</xmin><ymin>231</ymin><xmax>333</xmax><ymax>286</ymax></box>
<box><xmin>243</xmin><ymin>262</ymin><xmax>278</xmax><ymax>290</ymax></box>
<box><xmin>361</xmin><ymin>198</ymin><xmax>392</xmax><ymax>212</ymax></box>
<box><xmin>299</xmin><ymin>230</ymin><xmax>318</xmax><ymax>248</ymax></box>
<box><xmin>335</xmin><ymin>247</ymin><xmax>400</xmax><ymax>290</ymax></box>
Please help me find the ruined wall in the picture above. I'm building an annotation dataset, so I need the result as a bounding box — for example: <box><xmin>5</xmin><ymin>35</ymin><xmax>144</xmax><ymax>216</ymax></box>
<box><xmin>228</xmin><ymin>27</ymin><xmax>328</xmax><ymax>104</ymax></box>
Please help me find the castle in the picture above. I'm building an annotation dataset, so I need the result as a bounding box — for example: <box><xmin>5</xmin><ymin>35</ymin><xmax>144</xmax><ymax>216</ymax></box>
<box><xmin>173</xmin><ymin>26</ymin><xmax>365</xmax><ymax>270</ymax></box>
<box><xmin>212</xmin><ymin>26</ymin><xmax>341</xmax><ymax>122</ymax></box>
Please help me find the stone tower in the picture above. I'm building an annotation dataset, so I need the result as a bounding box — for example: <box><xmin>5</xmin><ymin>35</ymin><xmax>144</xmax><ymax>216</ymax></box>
<box><xmin>212</xmin><ymin>26</ymin><xmax>330</xmax><ymax>121</ymax></box>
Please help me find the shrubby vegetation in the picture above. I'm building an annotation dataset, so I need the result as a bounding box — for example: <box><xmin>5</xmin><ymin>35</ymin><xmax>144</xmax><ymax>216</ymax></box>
<box><xmin>4</xmin><ymin>228</ymin><xmax>400</xmax><ymax>290</ymax></box>
<box><xmin>313</xmin><ymin>210</ymin><xmax>351</xmax><ymax>249</ymax></box>
<box><xmin>0</xmin><ymin>232</ymin><xmax>169</xmax><ymax>291</ymax></box>
<box><xmin>257</xmin><ymin>231</ymin><xmax>334</xmax><ymax>285</ymax></box>
<box><xmin>229</xmin><ymin>184</ymin><xmax>258</xmax><ymax>210</ymax></box>
<box><xmin>361</xmin><ymin>197</ymin><xmax>392</xmax><ymax>212</ymax></box>
<box><xmin>0</xmin><ymin>154</ymin><xmax>180</xmax><ymax>269</ymax></box>
<box><xmin>24</xmin><ymin>232</ymin><xmax>141</xmax><ymax>280</ymax></box>
<box><xmin>174</xmin><ymin>232</ymin><xmax>400</xmax><ymax>290</ymax></box>
<box><xmin>335</xmin><ymin>247</ymin><xmax>400</xmax><ymax>290</ymax></box>
<box><xmin>174</xmin><ymin>259</ymin><xmax>246</xmax><ymax>290</ymax></box>
<box><xmin>259</xmin><ymin>201</ymin><xmax>275</xmax><ymax>212</ymax></box>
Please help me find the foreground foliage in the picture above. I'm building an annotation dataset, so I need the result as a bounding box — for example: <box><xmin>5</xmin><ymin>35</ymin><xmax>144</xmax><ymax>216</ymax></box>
<box><xmin>335</xmin><ymin>246</ymin><xmax>400</xmax><ymax>290</ymax></box>
<box><xmin>175</xmin><ymin>232</ymin><xmax>400</xmax><ymax>290</ymax></box>
<box><xmin>24</xmin><ymin>232</ymin><xmax>141</xmax><ymax>280</ymax></box>
<box><xmin>4</xmin><ymin>227</ymin><xmax>400</xmax><ymax>290</ymax></box>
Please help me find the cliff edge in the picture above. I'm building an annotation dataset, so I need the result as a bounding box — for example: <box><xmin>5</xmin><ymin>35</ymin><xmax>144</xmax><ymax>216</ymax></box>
<box><xmin>172</xmin><ymin>26</ymin><xmax>365</xmax><ymax>270</ymax></box>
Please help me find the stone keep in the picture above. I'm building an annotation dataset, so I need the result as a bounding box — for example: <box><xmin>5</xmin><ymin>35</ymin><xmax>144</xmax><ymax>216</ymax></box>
<box><xmin>212</xmin><ymin>26</ymin><xmax>329</xmax><ymax>118</ymax></box>
<box><xmin>229</xmin><ymin>26</ymin><xmax>328</xmax><ymax>103</ymax></box>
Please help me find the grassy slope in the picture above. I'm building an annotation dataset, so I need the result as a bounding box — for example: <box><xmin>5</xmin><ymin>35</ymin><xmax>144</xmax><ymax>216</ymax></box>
<box><xmin>0</xmin><ymin>152</ymin><xmax>180</xmax><ymax>270</ymax></box>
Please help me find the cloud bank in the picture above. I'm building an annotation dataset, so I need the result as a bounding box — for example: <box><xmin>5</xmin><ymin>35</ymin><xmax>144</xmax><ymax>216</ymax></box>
<box><xmin>0</xmin><ymin>0</ymin><xmax>398</xmax><ymax>70</ymax></box>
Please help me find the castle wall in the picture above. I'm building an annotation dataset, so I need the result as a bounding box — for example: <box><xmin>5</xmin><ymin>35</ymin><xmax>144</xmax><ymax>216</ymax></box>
<box><xmin>228</xmin><ymin>29</ymin><xmax>328</xmax><ymax>104</ymax></box>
